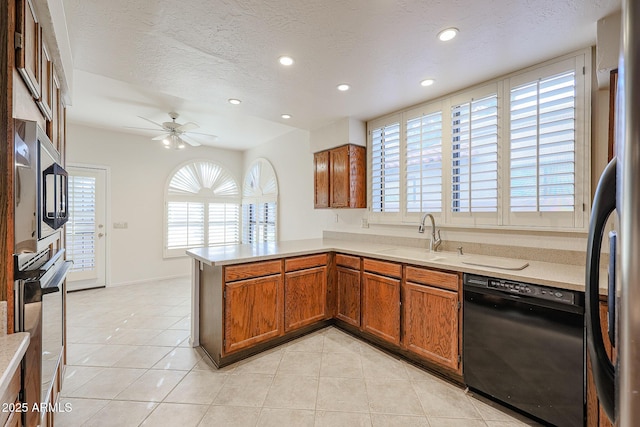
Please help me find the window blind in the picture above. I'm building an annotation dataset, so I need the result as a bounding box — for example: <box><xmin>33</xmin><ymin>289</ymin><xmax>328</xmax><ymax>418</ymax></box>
<box><xmin>208</xmin><ymin>203</ymin><xmax>240</xmax><ymax>245</ymax></box>
<box><xmin>510</xmin><ymin>71</ymin><xmax>576</xmax><ymax>212</ymax></box>
<box><xmin>66</xmin><ymin>175</ymin><xmax>96</xmax><ymax>273</ymax></box>
<box><xmin>406</xmin><ymin>111</ymin><xmax>443</xmax><ymax>213</ymax></box>
<box><xmin>167</xmin><ymin>201</ymin><xmax>205</xmax><ymax>249</ymax></box>
<box><xmin>242</xmin><ymin>202</ymin><xmax>277</xmax><ymax>243</ymax></box>
<box><xmin>371</xmin><ymin>122</ymin><xmax>401</xmax><ymax>213</ymax></box>
<box><xmin>451</xmin><ymin>94</ymin><xmax>498</xmax><ymax>213</ymax></box>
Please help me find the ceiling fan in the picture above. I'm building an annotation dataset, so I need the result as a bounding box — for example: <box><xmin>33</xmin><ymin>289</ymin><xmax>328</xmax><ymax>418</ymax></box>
<box><xmin>129</xmin><ymin>112</ymin><xmax>217</xmax><ymax>149</ymax></box>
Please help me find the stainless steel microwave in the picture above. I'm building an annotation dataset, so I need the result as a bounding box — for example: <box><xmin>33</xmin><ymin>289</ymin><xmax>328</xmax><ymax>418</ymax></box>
<box><xmin>14</xmin><ymin>120</ymin><xmax>68</xmax><ymax>263</ymax></box>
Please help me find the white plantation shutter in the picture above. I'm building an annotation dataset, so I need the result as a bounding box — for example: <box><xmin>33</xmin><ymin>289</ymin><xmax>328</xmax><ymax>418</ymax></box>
<box><xmin>371</xmin><ymin>121</ymin><xmax>401</xmax><ymax>213</ymax></box>
<box><xmin>510</xmin><ymin>71</ymin><xmax>576</xmax><ymax>213</ymax></box>
<box><xmin>209</xmin><ymin>203</ymin><xmax>239</xmax><ymax>245</ymax></box>
<box><xmin>167</xmin><ymin>202</ymin><xmax>205</xmax><ymax>249</ymax></box>
<box><xmin>451</xmin><ymin>94</ymin><xmax>498</xmax><ymax>215</ymax></box>
<box><xmin>242</xmin><ymin>202</ymin><xmax>277</xmax><ymax>243</ymax></box>
<box><xmin>405</xmin><ymin>111</ymin><xmax>443</xmax><ymax>214</ymax></box>
<box><xmin>165</xmin><ymin>161</ymin><xmax>240</xmax><ymax>257</ymax></box>
<box><xmin>66</xmin><ymin>175</ymin><xmax>96</xmax><ymax>273</ymax></box>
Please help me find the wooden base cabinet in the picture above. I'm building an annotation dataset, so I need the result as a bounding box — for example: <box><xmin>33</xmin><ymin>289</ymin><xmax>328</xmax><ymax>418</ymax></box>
<box><xmin>403</xmin><ymin>267</ymin><xmax>461</xmax><ymax>373</ymax></box>
<box><xmin>336</xmin><ymin>266</ymin><xmax>361</xmax><ymax>327</ymax></box>
<box><xmin>224</xmin><ymin>274</ymin><xmax>283</xmax><ymax>354</ymax></box>
<box><xmin>362</xmin><ymin>259</ymin><xmax>401</xmax><ymax>345</ymax></box>
<box><xmin>284</xmin><ymin>266</ymin><xmax>328</xmax><ymax>332</ymax></box>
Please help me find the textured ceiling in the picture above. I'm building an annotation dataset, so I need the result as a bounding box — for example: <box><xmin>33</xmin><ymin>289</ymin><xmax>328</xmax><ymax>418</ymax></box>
<box><xmin>62</xmin><ymin>0</ymin><xmax>621</xmax><ymax>150</ymax></box>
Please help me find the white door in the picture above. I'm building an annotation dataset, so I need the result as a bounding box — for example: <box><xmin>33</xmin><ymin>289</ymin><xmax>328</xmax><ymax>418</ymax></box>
<box><xmin>65</xmin><ymin>166</ymin><xmax>107</xmax><ymax>291</ymax></box>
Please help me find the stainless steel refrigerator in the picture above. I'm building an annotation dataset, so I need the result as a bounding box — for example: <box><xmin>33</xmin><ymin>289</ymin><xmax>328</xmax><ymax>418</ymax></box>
<box><xmin>586</xmin><ymin>0</ymin><xmax>640</xmax><ymax>425</ymax></box>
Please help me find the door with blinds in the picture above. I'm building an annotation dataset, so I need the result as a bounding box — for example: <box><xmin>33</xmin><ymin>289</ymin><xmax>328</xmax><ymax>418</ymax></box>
<box><xmin>65</xmin><ymin>166</ymin><xmax>107</xmax><ymax>291</ymax></box>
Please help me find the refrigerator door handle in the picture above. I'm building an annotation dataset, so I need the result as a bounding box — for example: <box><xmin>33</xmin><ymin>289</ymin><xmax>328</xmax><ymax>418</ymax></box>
<box><xmin>586</xmin><ymin>157</ymin><xmax>617</xmax><ymax>422</ymax></box>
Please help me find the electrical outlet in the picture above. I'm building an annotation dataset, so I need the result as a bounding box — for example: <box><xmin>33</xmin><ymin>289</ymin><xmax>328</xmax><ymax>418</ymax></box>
<box><xmin>361</xmin><ymin>218</ymin><xmax>369</xmax><ymax>228</ymax></box>
<box><xmin>113</xmin><ymin>222</ymin><xmax>128</xmax><ymax>229</ymax></box>
<box><xmin>334</xmin><ymin>214</ymin><xmax>339</xmax><ymax>223</ymax></box>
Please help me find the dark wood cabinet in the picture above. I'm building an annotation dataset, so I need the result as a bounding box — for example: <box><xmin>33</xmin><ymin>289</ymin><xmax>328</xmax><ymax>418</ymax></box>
<box><xmin>314</xmin><ymin>151</ymin><xmax>330</xmax><ymax>208</ymax></box>
<box><xmin>224</xmin><ymin>274</ymin><xmax>283</xmax><ymax>354</ymax></box>
<box><xmin>16</xmin><ymin>0</ymin><xmax>41</xmax><ymax>99</ymax></box>
<box><xmin>314</xmin><ymin>144</ymin><xmax>366</xmax><ymax>209</ymax></box>
<box><xmin>336</xmin><ymin>264</ymin><xmax>361</xmax><ymax>327</ymax></box>
<box><xmin>37</xmin><ymin>41</ymin><xmax>53</xmax><ymax>120</ymax></box>
<box><xmin>362</xmin><ymin>259</ymin><xmax>401</xmax><ymax>345</ymax></box>
<box><xmin>284</xmin><ymin>266</ymin><xmax>328</xmax><ymax>332</ymax></box>
<box><xmin>402</xmin><ymin>267</ymin><xmax>461</xmax><ymax>373</ymax></box>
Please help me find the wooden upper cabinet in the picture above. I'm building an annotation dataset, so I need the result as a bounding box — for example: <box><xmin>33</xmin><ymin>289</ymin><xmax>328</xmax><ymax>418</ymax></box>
<box><xmin>48</xmin><ymin>70</ymin><xmax>61</xmax><ymax>152</ymax></box>
<box><xmin>38</xmin><ymin>41</ymin><xmax>54</xmax><ymax>121</ymax></box>
<box><xmin>224</xmin><ymin>274</ymin><xmax>283</xmax><ymax>354</ymax></box>
<box><xmin>362</xmin><ymin>269</ymin><xmax>401</xmax><ymax>345</ymax></box>
<box><xmin>314</xmin><ymin>151</ymin><xmax>330</xmax><ymax>208</ymax></box>
<box><xmin>314</xmin><ymin>144</ymin><xmax>366</xmax><ymax>209</ymax></box>
<box><xmin>16</xmin><ymin>0</ymin><xmax>42</xmax><ymax>99</ymax></box>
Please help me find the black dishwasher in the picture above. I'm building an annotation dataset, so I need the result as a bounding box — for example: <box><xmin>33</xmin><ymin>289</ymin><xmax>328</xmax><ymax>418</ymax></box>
<box><xmin>463</xmin><ymin>273</ymin><xmax>584</xmax><ymax>427</ymax></box>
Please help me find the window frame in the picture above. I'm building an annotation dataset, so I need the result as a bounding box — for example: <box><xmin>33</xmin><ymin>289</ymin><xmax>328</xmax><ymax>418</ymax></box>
<box><xmin>366</xmin><ymin>49</ymin><xmax>591</xmax><ymax>232</ymax></box>
<box><xmin>163</xmin><ymin>160</ymin><xmax>241</xmax><ymax>258</ymax></box>
<box><xmin>241</xmin><ymin>158</ymin><xmax>279</xmax><ymax>244</ymax></box>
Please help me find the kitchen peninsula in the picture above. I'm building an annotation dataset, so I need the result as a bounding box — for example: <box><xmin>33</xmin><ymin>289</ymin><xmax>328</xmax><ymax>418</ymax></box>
<box><xmin>186</xmin><ymin>238</ymin><xmax>596</xmax><ymax>378</ymax></box>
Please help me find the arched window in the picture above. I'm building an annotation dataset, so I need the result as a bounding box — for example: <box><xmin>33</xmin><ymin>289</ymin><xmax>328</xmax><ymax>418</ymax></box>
<box><xmin>242</xmin><ymin>158</ymin><xmax>278</xmax><ymax>243</ymax></box>
<box><xmin>164</xmin><ymin>161</ymin><xmax>240</xmax><ymax>257</ymax></box>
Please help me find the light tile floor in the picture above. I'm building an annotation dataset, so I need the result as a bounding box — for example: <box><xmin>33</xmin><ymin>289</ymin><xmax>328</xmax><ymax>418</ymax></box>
<box><xmin>57</xmin><ymin>278</ymin><xmax>540</xmax><ymax>426</ymax></box>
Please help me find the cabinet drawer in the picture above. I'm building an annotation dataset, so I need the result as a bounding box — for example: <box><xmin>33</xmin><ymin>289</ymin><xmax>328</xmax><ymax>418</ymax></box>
<box><xmin>285</xmin><ymin>254</ymin><xmax>327</xmax><ymax>272</ymax></box>
<box><xmin>363</xmin><ymin>258</ymin><xmax>402</xmax><ymax>278</ymax></box>
<box><xmin>224</xmin><ymin>260</ymin><xmax>282</xmax><ymax>282</ymax></box>
<box><xmin>405</xmin><ymin>266</ymin><xmax>459</xmax><ymax>291</ymax></box>
<box><xmin>336</xmin><ymin>254</ymin><xmax>360</xmax><ymax>270</ymax></box>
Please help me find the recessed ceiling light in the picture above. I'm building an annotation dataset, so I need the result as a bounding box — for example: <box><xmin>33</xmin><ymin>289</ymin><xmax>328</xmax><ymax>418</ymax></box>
<box><xmin>420</xmin><ymin>79</ymin><xmax>435</xmax><ymax>87</ymax></box>
<box><xmin>228</xmin><ymin>98</ymin><xmax>241</xmax><ymax>105</ymax></box>
<box><xmin>337</xmin><ymin>84</ymin><xmax>350</xmax><ymax>91</ymax></box>
<box><xmin>437</xmin><ymin>27</ymin><xmax>458</xmax><ymax>42</ymax></box>
<box><xmin>279</xmin><ymin>56</ymin><xmax>294</xmax><ymax>66</ymax></box>
<box><xmin>281</xmin><ymin>114</ymin><xmax>292</xmax><ymax>119</ymax></box>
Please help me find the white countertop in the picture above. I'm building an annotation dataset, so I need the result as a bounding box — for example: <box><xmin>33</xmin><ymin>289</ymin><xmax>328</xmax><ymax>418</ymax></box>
<box><xmin>187</xmin><ymin>238</ymin><xmax>606</xmax><ymax>293</ymax></box>
<box><xmin>0</xmin><ymin>333</ymin><xmax>29</xmax><ymax>399</ymax></box>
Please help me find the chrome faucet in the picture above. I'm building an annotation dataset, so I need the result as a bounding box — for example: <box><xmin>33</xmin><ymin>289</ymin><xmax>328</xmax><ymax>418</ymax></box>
<box><xmin>418</xmin><ymin>213</ymin><xmax>442</xmax><ymax>252</ymax></box>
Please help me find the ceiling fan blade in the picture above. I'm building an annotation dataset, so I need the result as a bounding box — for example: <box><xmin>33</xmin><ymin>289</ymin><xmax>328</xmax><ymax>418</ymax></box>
<box><xmin>137</xmin><ymin>116</ymin><xmax>165</xmax><ymax>128</ymax></box>
<box><xmin>176</xmin><ymin>122</ymin><xmax>199</xmax><ymax>132</ymax></box>
<box><xmin>152</xmin><ymin>133</ymin><xmax>171</xmax><ymax>141</ymax></box>
<box><xmin>188</xmin><ymin>131</ymin><xmax>218</xmax><ymax>138</ymax></box>
<box><xmin>180</xmin><ymin>135</ymin><xmax>201</xmax><ymax>147</ymax></box>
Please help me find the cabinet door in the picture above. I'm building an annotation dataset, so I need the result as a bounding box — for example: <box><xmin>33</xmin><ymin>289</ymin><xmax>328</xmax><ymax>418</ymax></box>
<box><xmin>362</xmin><ymin>272</ymin><xmax>400</xmax><ymax>345</ymax></box>
<box><xmin>330</xmin><ymin>146</ymin><xmax>349</xmax><ymax>207</ymax></box>
<box><xmin>403</xmin><ymin>282</ymin><xmax>459</xmax><ymax>371</ymax></box>
<box><xmin>224</xmin><ymin>274</ymin><xmax>282</xmax><ymax>354</ymax></box>
<box><xmin>37</xmin><ymin>41</ymin><xmax>53</xmax><ymax>120</ymax></box>
<box><xmin>16</xmin><ymin>0</ymin><xmax>41</xmax><ymax>98</ymax></box>
<box><xmin>314</xmin><ymin>151</ymin><xmax>330</xmax><ymax>208</ymax></box>
<box><xmin>336</xmin><ymin>266</ymin><xmax>361</xmax><ymax>327</ymax></box>
<box><xmin>284</xmin><ymin>266</ymin><xmax>327</xmax><ymax>332</ymax></box>
<box><xmin>48</xmin><ymin>71</ymin><xmax>61</xmax><ymax>151</ymax></box>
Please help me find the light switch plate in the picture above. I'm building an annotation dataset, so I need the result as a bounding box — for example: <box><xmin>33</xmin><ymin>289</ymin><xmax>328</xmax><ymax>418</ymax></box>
<box><xmin>113</xmin><ymin>222</ymin><xmax>128</xmax><ymax>229</ymax></box>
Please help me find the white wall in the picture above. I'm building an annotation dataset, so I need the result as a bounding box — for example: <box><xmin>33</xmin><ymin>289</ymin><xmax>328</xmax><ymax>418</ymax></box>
<box><xmin>243</xmin><ymin>129</ymin><xmax>325</xmax><ymax>241</ymax></box>
<box><xmin>66</xmin><ymin>124</ymin><xmax>243</xmax><ymax>286</ymax></box>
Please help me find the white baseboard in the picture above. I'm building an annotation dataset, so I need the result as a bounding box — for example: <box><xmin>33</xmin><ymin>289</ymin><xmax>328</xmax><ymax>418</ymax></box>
<box><xmin>109</xmin><ymin>274</ymin><xmax>190</xmax><ymax>287</ymax></box>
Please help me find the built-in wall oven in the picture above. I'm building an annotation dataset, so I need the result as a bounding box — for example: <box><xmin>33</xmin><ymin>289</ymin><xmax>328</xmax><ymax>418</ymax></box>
<box><xmin>14</xmin><ymin>119</ymin><xmax>71</xmax><ymax>426</ymax></box>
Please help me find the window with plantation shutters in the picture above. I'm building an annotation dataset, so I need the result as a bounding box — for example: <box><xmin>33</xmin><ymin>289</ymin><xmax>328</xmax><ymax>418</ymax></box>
<box><xmin>66</xmin><ymin>175</ymin><xmax>96</xmax><ymax>273</ymax></box>
<box><xmin>451</xmin><ymin>93</ymin><xmax>498</xmax><ymax>215</ymax></box>
<box><xmin>164</xmin><ymin>161</ymin><xmax>240</xmax><ymax>257</ymax></box>
<box><xmin>405</xmin><ymin>111</ymin><xmax>443</xmax><ymax>214</ymax></box>
<box><xmin>510</xmin><ymin>71</ymin><xmax>576</xmax><ymax>213</ymax></box>
<box><xmin>242</xmin><ymin>158</ymin><xmax>278</xmax><ymax>243</ymax></box>
<box><xmin>371</xmin><ymin>120</ymin><xmax>401</xmax><ymax>213</ymax></box>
